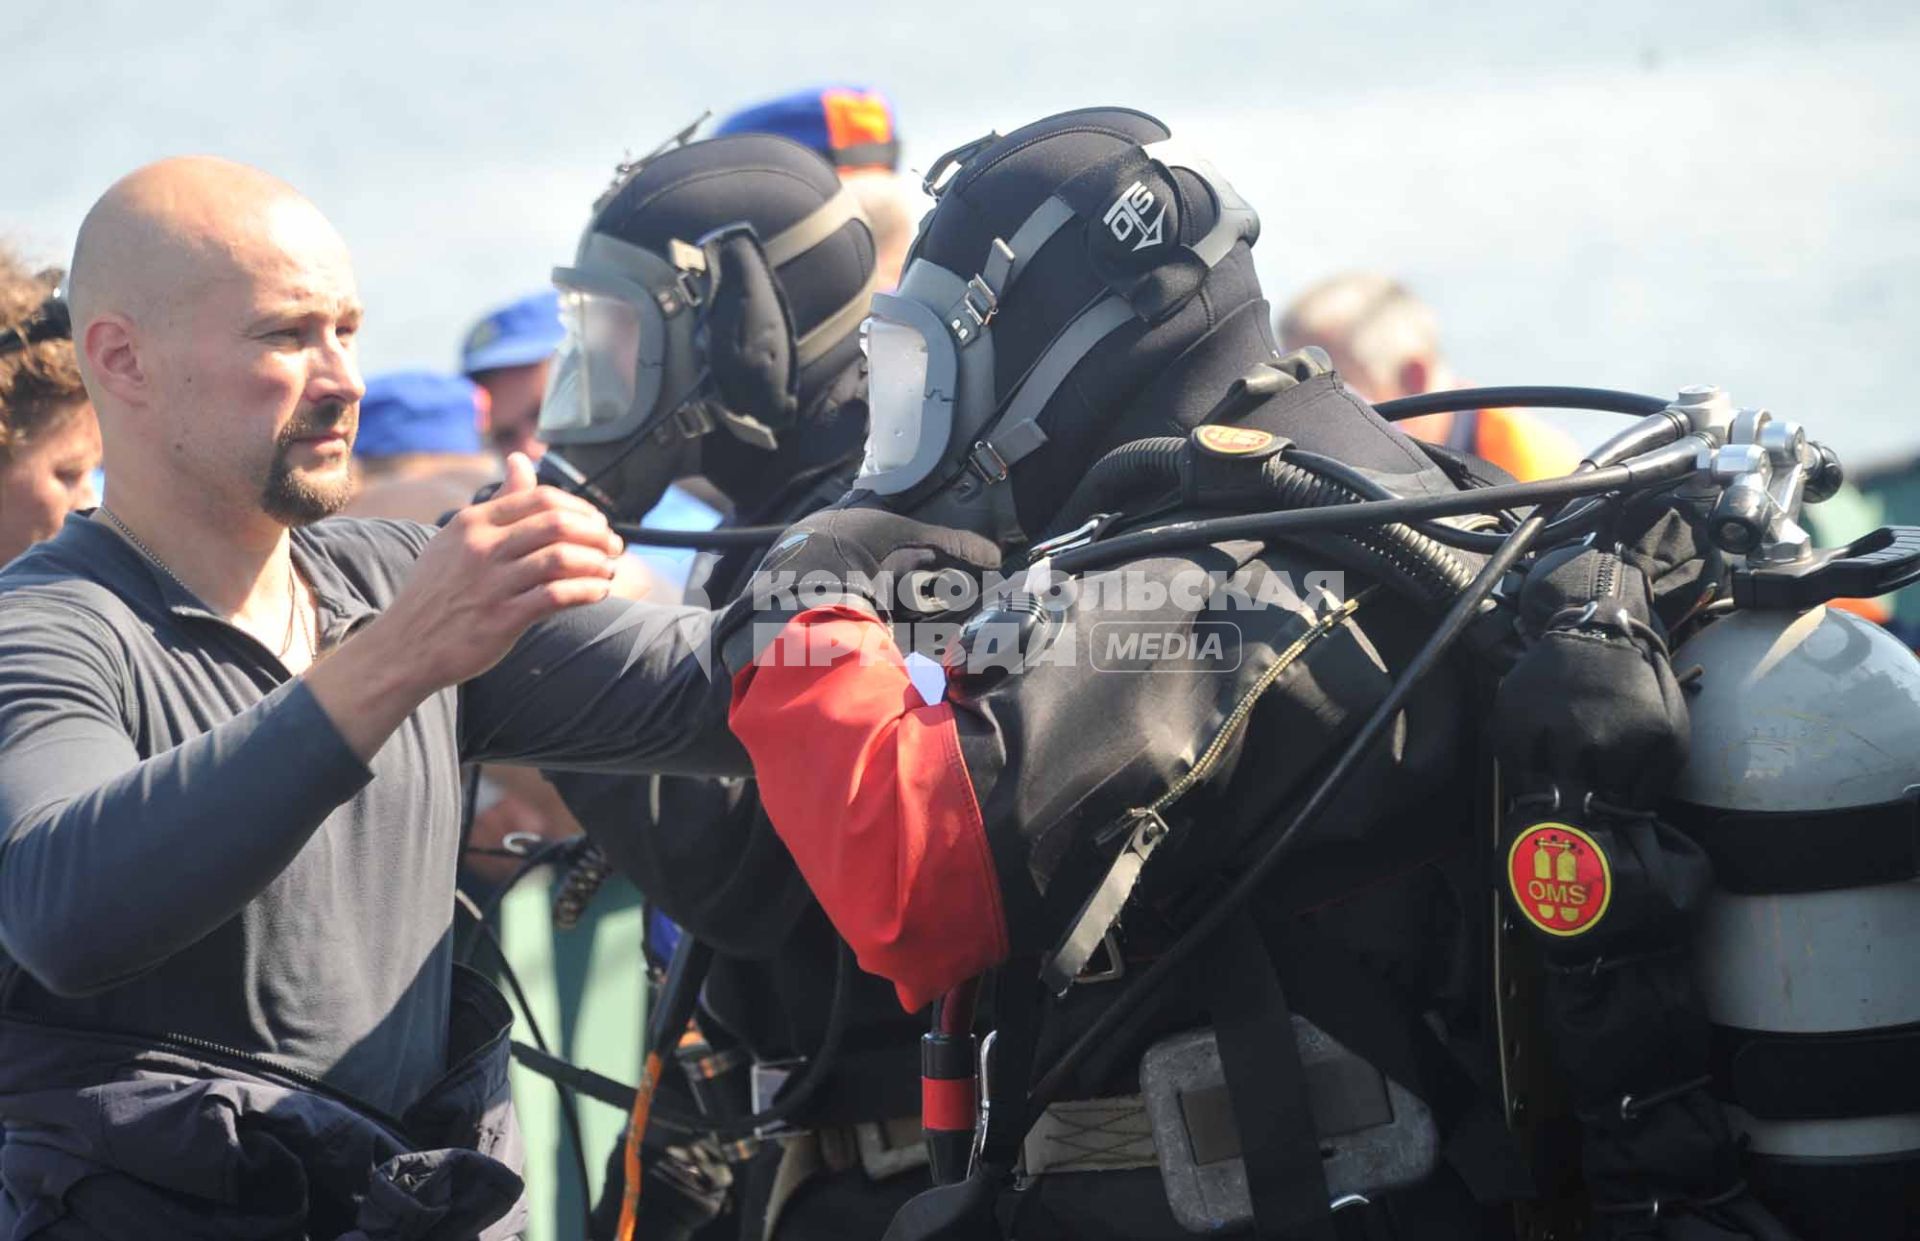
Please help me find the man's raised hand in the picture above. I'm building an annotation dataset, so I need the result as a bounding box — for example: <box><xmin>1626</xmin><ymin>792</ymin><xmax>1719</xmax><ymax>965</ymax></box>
<box><xmin>387</xmin><ymin>453</ymin><xmax>624</xmax><ymax>687</ymax></box>
<box><xmin>307</xmin><ymin>453</ymin><xmax>627</xmax><ymax>758</ymax></box>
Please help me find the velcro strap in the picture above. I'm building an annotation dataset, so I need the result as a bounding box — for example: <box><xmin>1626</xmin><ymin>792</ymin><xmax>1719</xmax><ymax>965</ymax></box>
<box><xmin>1668</xmin><ymin>795</ymin><xmax>1920</xmax><ymax>894</ymax></box>
<box><xmin>1712</xmin><ymin>1020</ymin><xmax>1920</xmax><ymax>1120</ymax></box>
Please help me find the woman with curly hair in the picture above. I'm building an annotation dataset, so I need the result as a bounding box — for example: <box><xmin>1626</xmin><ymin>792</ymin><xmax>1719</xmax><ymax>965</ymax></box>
<box><xmin>0</xmin><ymin>249</ymin><xmax>100</xmax><ymax>565</ymax></box>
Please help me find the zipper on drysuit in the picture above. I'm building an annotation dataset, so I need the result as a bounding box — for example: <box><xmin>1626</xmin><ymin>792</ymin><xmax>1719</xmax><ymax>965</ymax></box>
<box><xmin>1593</xmin><ymin>548</ymin><xmax>1619</xmax><ymax>603</ymax></box>
<box><xmin>1041</xmin><ymin>587</ymin><xmax>1369</xmax><ymax>994</ymax></box>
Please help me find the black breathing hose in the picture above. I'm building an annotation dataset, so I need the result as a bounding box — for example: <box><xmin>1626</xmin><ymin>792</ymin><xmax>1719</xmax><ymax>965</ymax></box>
<box><xmin>1046</xmin><ymin>438</ymin><xmax>1702</xmax><ymax>579</ymax></box>
<box><xmin>1281</xmin><ymin>448</ymin><xmax>1610</xmax><ymax>555</ymax></box>
<box><xmin>1044</xmin><ymin>438</ymin><xmax>1186</xmax><ymax>536</ymax></box>
<box><xmin>1045</xmin><ymin>389</ymin><xmax>1684</xmax><ymax>563</ymax></box>
<box><xmin>1372</xmin><ymin>385</ymin><xmax>1671</xmax><ymax>422</ymax></box>
<box><xmin>609</xmin><ymin>522</ymin><xmax>787</xmax><ymax>550</ymax></box>
<box><xmin>1043</xmin><ymin>437</ymin><xmax>1475</xmax><ymax>612</ymax></box>
<box><xmin>1250</xmin><ymin>451</ymin><xmax>1476</xmax><ymax>606</ymax></box>
<box><xmin>537</xmin><ymin>444</ymin><xmax>788</xmax><ymax>551</ymax></box>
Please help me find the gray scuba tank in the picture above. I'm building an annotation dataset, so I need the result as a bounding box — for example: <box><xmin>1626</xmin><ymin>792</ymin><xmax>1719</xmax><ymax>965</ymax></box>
<box><xmin>1671</xmin><ymin>601</ymin><xmax>1920</xmax><ymax>1236</ymax></box>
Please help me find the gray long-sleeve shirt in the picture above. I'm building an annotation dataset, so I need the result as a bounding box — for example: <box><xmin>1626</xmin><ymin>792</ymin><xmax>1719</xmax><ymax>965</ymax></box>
<box><xmin>0</xmin><ymin>513</ymin><xmax>744</xmax><ymax>1114</ymax></box>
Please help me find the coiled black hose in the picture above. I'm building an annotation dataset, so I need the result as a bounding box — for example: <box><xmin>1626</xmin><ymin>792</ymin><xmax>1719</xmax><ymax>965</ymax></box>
<box><xmin>1043</xmin><ymin>436</ymin><xmax>1474</xmax><ymax>611</ymax></box>
<box><xmin>1282</xmin><ymin>448</ymin><xmax>1610</xmax><ymax>554</ymax></box>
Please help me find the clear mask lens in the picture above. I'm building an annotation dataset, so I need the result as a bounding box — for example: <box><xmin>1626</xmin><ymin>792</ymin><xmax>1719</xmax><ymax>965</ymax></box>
<box><xmin>538</xmin><ymin>289</ymin><xmax>646</xmax><ymax>435</ymax></box>
<box><xmin>859</xmin><ymin>317</ymin><xmax>931</xmax><ymax>478</ymax></box>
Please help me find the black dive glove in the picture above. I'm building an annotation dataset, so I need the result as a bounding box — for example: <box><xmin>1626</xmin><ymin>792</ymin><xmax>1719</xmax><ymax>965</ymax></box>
<box><xmin>716</xmin><ymin>499</ymin><xmax>1002</xmax><ymax>677</ymax></box>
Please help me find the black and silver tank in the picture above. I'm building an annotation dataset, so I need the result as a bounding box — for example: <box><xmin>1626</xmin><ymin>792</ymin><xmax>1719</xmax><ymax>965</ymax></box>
<box><xmin>1670</xmin><ymin>419</ymin><xmax>1920</xmax><ymax>1237</ymax></box>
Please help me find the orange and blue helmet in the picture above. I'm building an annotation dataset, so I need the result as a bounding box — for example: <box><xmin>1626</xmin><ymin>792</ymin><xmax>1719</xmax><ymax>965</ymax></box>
<box><xmin>714</xmin><ymin>85</ymin><xmax>900</xmax><ymax>172</ymax></box>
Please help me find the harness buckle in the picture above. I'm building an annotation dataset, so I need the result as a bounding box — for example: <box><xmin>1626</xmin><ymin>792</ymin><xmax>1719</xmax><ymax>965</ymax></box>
<box><xmin>749</xmin><ymin>1059</ymin><xmax>806</xmax><ymax>1140</ymax></box>
<box><xmin>1042</xmin><ymin>809</ymin><xmax>1171</xmax><ymax>995</ymax></box>
<box><xmin>1075</xmin><ymin>930</ymin><xmax>1127</xmax><ymax>985</ymax></box>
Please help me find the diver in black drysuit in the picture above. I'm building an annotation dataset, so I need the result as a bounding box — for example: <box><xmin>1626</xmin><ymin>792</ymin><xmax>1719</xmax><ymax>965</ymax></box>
<box><xmin>721</xmin><ymin>107</ymin><xmax>1795</xmax><ymax>1241</ymax></box>
<box><xmin>526</xmin><ymin>130</ymin><xmax>936</xmax><ymax>1240</ymax></box>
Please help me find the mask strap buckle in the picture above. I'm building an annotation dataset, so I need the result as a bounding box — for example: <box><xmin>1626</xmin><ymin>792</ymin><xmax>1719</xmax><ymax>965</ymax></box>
<box><xmin>665</xmin><ymin>239</ymin><xmax>709</xmax><ymax>312</ymax></box>
<box><xmin>673</xmin><ymin>402</ymin><xmax>715</xmax><ymax>439</ymax></box>
<box><xmin>945</xmin><ymin>277</ymin><xmax>998</xmax><ymax>345</ymax></box>
<box><xmin>968</xmin><ymin>439</ymin><xmax>1011</xmax><ymax>486</ymax></box>
<box><xmin>945</xmin><ymin>241</ymin><xmax>1015</xmax><ymax>346</ymax></box>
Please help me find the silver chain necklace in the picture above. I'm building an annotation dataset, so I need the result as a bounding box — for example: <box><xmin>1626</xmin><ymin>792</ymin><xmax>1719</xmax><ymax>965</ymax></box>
<box><xmin>96</xmin><ymin>506</ymin><xmax>314</xmax><ymax>662</ymax></box>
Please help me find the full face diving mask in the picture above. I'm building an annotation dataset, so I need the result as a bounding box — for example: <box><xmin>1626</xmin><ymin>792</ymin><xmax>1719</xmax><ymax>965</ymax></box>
<box><xmin>539</xmin><ymin>184</ymin><xmax>874</xmax><ymax>463</ymax></box>
<box><xmin>856</xmin><ymin>136</ymin><xmax>1260</xmax><ymax>546</ymax></box>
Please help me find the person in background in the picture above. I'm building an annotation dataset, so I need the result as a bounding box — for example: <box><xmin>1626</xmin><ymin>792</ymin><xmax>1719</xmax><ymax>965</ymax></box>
<box><xmin>345</xmin><ymin>370</ymin><xmax>501</xmax><ymax>521</ymax></box>
<box><xmin>461</xmin><ymin>289</ymin><xmax>716</xmax><ymax>593</ymax></box>
<box><xmin>1278</xmin><ymin>270</ymin><xmax>1580</xmax><ymax>482</ymax></box>
<box><xmin>0</xmin><ymin>252</ymin><xmax>100</xmax><ymax>566</ymax></box>
<box><xmin>715</xmin><ymin>85</ymin><xmax>919</xmax><ymax>288</ymax></box>
<box><xmin>461</xmin><ymin>290</ymin><xmax>565</xmax><ymax>461</ymax></box>
<box><xmin>1282</xmin><ymin>273</ymin><xmax>1890</xmax><ymax>625</ymax></box>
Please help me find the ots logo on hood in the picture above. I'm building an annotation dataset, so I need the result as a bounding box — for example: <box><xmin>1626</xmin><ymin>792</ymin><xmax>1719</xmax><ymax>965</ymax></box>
<box><xmin>1103</xmin><ymin>181</ymin><xmax>1168</xmax><ymax>252</ymax></box>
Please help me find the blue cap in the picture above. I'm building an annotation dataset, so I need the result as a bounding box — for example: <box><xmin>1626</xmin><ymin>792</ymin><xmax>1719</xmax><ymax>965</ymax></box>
<box><xmin>460</xmin><ymin>289</ymin><xmax>565</xmax><ymax>376</ymax></box>
<box><xmin>714</xmin><ymin>86</ymin><xmax>900</xmax><ymax>171</ymax></box>
<box><xmin>356</xmin><ymin>371</ymin><xmax>484</xmax><ymax>459</ymax></box>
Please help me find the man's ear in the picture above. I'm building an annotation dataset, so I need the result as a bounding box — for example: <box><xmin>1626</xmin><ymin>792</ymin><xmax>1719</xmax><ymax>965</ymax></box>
<box><xmin>81</xmin><ymin>314</ymin><xmax>146</xmax><ymax>407</ymax></box>
<box><xmin>1395</xmin><ymin>356</ymin><xmax>1432</xmax><ymax>400</ymax></box>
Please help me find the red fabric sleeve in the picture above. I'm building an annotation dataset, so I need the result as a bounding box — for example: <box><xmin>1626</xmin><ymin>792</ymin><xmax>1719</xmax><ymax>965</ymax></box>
<box><xmin>728</xmin><ymin>606</ymin><xmax>1009</xmax><ymax>1012</ymax></box>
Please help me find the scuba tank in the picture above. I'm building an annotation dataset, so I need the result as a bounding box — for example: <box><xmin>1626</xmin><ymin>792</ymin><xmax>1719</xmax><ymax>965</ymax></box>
<box><xmin>1670</xmin><ymin>532</ymin><xmax>1920</xmax><ymax>1236</ymax></box>
<box><xmin>1638</xmin><ymin>399</ymin><xmax>1920</xmax><ymax>1236</ymax></box>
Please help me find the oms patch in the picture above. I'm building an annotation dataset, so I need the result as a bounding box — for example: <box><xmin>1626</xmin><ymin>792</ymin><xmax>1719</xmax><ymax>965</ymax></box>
<box><xmin>1507</xmin><ymin>822</ymin><xmax>1612</xmax><ymax>937</ymax></box>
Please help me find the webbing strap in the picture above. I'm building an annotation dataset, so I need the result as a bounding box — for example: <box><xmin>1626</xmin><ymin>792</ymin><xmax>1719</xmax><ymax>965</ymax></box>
<box><xmin>975</xmin><ymin>294</ymin><xmax>1135</xmax><ymax>472</ymax></box>
<box><xmin>1713</xmin><ymin>1019</ymin><xmax>1920</xmax><ymax>1120</ymax></box>
<box><xmin>1000</xmin><ymin>196</ymin><xmax>1077</xmax><ymax>292</ymax></box>
<box><xmin>510</xmin><ymin>1039</ymin><xmax>637</xmax><ymax>1110</ymax></box>
<box><xmin>979</xmin><ymin>959</ymin><xmax>1043</xmax><ymax>1174</ymax></box>
<box><xmin>1275</xmin><ymin>922</ymin><xmax>1479</xmax><ymax>1131</ymax></box>
<box><xmin>762</xmin><ymin>186</ymin><xmax>866</xmax><ymax>268</ymax></box>
<box><xmin>1212</xmin><ymin>913</ymin><xmax>1336</xmax><ymax>1240</ymax></box>
<box><xmin>794</xmin><ymin>268</ymin><xmax>879</xmax><ymax>366</ymax></box>
<box><xmin>1668</xmin><ymin>795</ymin><xmax>1920</xmax><ymax>894</ymax></box>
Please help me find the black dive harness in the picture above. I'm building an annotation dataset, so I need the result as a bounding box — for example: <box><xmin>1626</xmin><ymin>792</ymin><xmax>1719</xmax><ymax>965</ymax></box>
<box><xmin>886</xmin><ymin>381</ymin><xmax>1920</xmax><ymax>1241</ymax></box>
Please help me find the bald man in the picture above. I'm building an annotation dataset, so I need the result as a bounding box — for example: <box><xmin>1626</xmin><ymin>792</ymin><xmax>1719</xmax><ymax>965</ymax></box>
<box><xmin>0</xmin><ymin>158</ymin><xmax>749</xmax><ymax>1239</ymax></box>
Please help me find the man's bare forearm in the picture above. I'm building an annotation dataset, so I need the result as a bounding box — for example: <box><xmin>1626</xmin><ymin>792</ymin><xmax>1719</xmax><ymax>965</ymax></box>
<box><xmin>303</xmin><ymin>615</ymin><xmax>440</xmax><ymax>761</ymax></box>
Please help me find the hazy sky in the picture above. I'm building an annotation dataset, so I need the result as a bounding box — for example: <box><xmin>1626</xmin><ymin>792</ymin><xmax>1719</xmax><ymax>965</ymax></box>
<box><xmin>8</xmin><ymin>0</ymin><xmax>1916</xmax><ymax>466</ymax></box>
